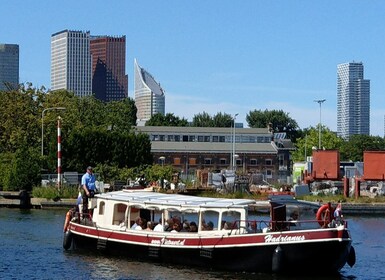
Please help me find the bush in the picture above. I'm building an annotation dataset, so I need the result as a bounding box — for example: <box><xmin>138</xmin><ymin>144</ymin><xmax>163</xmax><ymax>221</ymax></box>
<box><xmin>32</xmin><ymin>185</ymin><xmax>79</xmax><ymax>199</ymax></box>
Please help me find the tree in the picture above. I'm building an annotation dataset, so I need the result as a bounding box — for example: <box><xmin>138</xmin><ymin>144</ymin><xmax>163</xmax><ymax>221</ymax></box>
<box><xmin>105</xmin><ymin>98</ymin><xmax>137</xmax><ymax>131</ymax></box>
<box><xmin>212</xmin><ymin>112</ymin><xmax>233</xmax><ymax>127</ymax></box>
<box><xmin>246</xmin><ymin>109</ymin><xmax>300</xmax><ymax>141</ymax></box>
<box><xmin>192</xmin><ymin>112</ymin><xmax>213</xmax><ymax>127</ymax></box>
<box><xmin>291</xmin><ymin>125</ymin><xmax>344</xmax><ymax>162</ymax></box>
<box><xmin>192</xmin><ymin>112</ymin><xmax>233</xmax><ymax>127</ymax></box>
<box><xmin>340</xmin><ymin>135</ymin><xmax>385</xmax><ymax>162</ymax></box>
<box><xmin>146</xmin><ymin>113</ymin><xmax>188</xmax><ymax>126</ymax></box>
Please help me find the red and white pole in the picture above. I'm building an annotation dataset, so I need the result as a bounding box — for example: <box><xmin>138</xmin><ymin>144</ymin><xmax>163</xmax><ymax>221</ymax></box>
<box><xmin>57</xmin><ymin>116</ymin><xmax>62</xmax><ymax>189</ymax></box>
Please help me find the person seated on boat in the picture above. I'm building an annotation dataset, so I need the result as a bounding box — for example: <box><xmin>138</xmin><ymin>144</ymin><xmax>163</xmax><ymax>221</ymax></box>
<box><xmin>201</xmin><ymin>219</ymin><xmax>208</xmax><ymax>230</ymax></box>
<box><xmin>180</xmin><ymin>222</ymin><xmax>190</xmax><ymax>232</ymax></box>
<box><xmin>330</xmin><ymin>203</ymin><xmax>343</xmax><ymax>227</ymax></box>
<box><xmin>144</xmin><ymin>221</ymin><xmax>153</xmax><ymax>231</ymax></box>
<box><xmin>153</xmin><ymin>218</ymin><xmax>164</xmax><ymax>232</ymax></box>
<box><xmin>288</xmin><ymin>211</ymin><xmax>299</xmax><ymax>227</ymax></box>
<box><xmin>131</xmin><ymin>217</ymin><xmax>142</xmax><ymax>230</ymax></box>
<box><xmin>203</xmin><ymin>221</ymin><xmax>214</xmax><ymax>231</ymax></box>
<box><xmin>164</xmin><ymin>218</ymin><xmax>175</xmax><ymax>231</ymax></box>
<box><xmin>247</xmin><ymin>221</ymin><xmax>258</xmax><ymax>233</ymax></box>
<box><xmin>189</xmin><ymin>221</ymin><xmax>198</xmax><ymax>232</ymax></box>
<box><xmin>171</xmin><ymin>222</ymin><xmax>181</xmax><ymax>232</ymax></box>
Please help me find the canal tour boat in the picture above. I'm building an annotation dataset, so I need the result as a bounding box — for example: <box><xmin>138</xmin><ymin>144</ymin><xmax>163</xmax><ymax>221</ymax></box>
<box><xmin>63</xmin><ymin>190</ymin><xmax>356</xmax><ymax>274</ymax></box>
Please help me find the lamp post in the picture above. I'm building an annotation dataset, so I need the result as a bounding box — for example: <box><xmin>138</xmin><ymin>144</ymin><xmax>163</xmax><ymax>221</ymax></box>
<box><xmin>231</xmin><ymin>113</ymin><xmax>239</xmax><ymax>170</ymax></box>
<box><xmin>41</xmin><ymin>107</ymin><xmax>66</xmax><ymax>156</ymax></box>
<box><xmin>314</xmin><ymin>99</ymin><xmax>326</xmax><ymax>149</ymax></box>
<box><xmin>159</xmin><ymin>156</ymin><xmax>165</xmax><ymax>166</ymax></box>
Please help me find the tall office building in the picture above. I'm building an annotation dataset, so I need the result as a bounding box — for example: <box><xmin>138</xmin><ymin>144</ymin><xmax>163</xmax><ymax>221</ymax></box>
<box><xmin>90</xmin><ymin>36</ymin><xmax>128</xmax><ymax>101</ymax></box>
<box><xmin>0</xmin><ymin>44</ymin><xmax>19</xmax><ymax>91</ymax></box>
<box><xmin>51</xmin><ymin>30</ymin><xmax>92</xmax><ymax>97</ymax></box>
<box><xmin>134</xmin><ymin>59</ymin><xmax>165</xmax><ymax>126</ymax></box>
<box><xmin>337</xmin><ymin>62</ymin><xmax>370</xmax><ymax>140</ymax></box>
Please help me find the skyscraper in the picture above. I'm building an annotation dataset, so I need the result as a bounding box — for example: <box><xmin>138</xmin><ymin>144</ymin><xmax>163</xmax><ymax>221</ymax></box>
<box><xmin>51</xmin><ymin>30</ymin><xmax>92</xmax><ymax>97</ymax></box>
<box><xmin>90</xmin><ymin>36</ymin><xmax>128</xmax><ymax>101</ymax></box>
<box><xmin>0</xmin><ymin>44</ymin><xmax>19</xmax><ymax>91</ymax></box>
<box><xmin>134</xmin><ymin>59</ymin><xmax>165</xmax><ymax>126</ymax></box>
<box><xmin>337</xmin><ymin>62</ymin><xmax>370</xmax><ymax>140</ymax></box>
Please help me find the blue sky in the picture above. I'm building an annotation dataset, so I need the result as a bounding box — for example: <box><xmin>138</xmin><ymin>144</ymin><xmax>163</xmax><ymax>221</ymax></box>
<box><xmin>2</xmin><ymin>1</ymin><xmax>385</xmax><ymax>136</ymax></box>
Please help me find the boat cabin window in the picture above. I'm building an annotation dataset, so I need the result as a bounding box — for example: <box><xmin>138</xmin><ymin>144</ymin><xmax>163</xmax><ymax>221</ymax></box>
<box><xmin>113</xmin><ymin>203</ymin><xmax>127</xmax><ymax>226</ymax></box>
<box><xmin>98</xmin><ymin>201</ymin><xmax>105</xmax><ymax>215</ymax></box>
<box><xmin>201</xmin><ymin>210</ymin><xmax>219</xmax><ymax>230</ymax></box>
<box><xmin>164</xmin><ymin>210</ymin><xmax>199</xmax><ymax>232</ymax></box>
<box><xmin>221</xmin><ymin>211</ymin><xmax>241</xmax><ymax>230</ymax></box>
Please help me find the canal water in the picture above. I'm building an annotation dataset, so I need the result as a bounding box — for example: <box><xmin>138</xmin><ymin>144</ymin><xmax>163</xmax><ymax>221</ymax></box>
<box><xmin>0</xmin><ymin>208</ymin><xmax>383</xmax><ymax>280</ymax></box>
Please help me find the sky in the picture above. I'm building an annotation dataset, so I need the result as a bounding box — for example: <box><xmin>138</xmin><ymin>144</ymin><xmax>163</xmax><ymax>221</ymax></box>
<box><xmin>2</xmin><ymin>1</ymin><xmax>385</xmax><ymax>136</ymax></box>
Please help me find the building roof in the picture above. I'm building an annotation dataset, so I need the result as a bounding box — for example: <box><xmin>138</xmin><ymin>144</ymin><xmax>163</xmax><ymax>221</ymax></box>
<box><xmin>136</xmin><ymin>126</ymin><xmax>271</xmax><ymax>135</ymax></box>
<box><xmin>151</xmin><ymin>141</ymin><xmax>277</xmax><ymax>154</ymax></box>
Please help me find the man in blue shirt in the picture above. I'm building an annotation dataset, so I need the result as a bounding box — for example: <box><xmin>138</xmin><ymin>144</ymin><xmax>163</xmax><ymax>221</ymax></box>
<box><xmin>81</xmin><ymin>166</ymin><xmax>96</xmax><ymax>215</ymax></box>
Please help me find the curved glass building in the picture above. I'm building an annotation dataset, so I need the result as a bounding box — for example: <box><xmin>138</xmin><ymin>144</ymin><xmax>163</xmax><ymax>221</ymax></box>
<box><xmin>134</xmin><ymin>59</ymin><xmax>165</xmax><ymax>126</ymax></box>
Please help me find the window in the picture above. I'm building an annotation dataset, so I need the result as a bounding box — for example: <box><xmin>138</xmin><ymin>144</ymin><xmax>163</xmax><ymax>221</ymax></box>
<box><xmin>174</xmin><ymin>157</ymin><xmax>181</xmax><ymax>164</ymax></box>
<box><xmin>189</xmin><ymin>158</ymin><xmax>197</xmax><ymax>165</ymax></box>
<box><xmin>236</xmin><ymin>158</ymin><xmax>242</xmax><ymax>166</ymax></box>
<box><xmin>183</xmin><ymin>135</ymin><xmax>188</xmax><ymax>142</ymax></box>
<box><xmin>204</xmin><ymin>158</ymin><xmax>212</xmax><ymax>165</ymax></box>
<box><xmin>201</xmin><ymin>210</ymin><xmax>219</xmax><ymax>230</ymax></box>
<box><xmin>220</xmin><ymin>158</ymin><xmax>227</xmax><ymax>165</ymax></box>
<box><xmin>219</xmin><ymin>136</ymin><xmax>225</xmax><ymax>142</ymax></box>
<box><xmin>99</xmin><ymin>201</ymin><xmax>105</xmax><ymax>215</ymax></box>
<box><xmin>250</xmin><ymin>159</ymin><xmax>257</xmax><ymax>165</ymax></box>
<box><xmin>266</xmin><ymin>169</ymin><xmax>272</xmax><ymax>179</ymax></box>
<box><xmin>198</xmin><ymin>136</ymin><xmax>204</xmax><ymax>142</ymax></box>
<box><xmin>174</xmin><ymin>135</ymin><xmax>180</xmax><ymax>142</ymax></box>
<box><xmin>204</xmin><ymin>136</ymin><xmax>211</xmax><ymax>142</ymax></box>
<box><xmin>189</xmin><ymin>135</ymin><xmax>196</xmax><ymax>142</ymax></box>
<box><xmin>212</xmin><ymin>136</ymin><xmax>219</xmax><ymax>142</ymax></box>
<box><xmin>265</xmin><ymin>159</ymin><xmax>272</xmax><ymax>166</ymax></box>
<box><xmin>113</xmin><ymin>203</ymin><xmax>127</xmax><ymax>225</ymax></box>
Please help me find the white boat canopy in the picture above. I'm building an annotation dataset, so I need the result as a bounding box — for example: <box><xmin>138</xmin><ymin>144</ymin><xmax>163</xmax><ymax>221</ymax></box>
<box><xmin>96</xmin><ymin>190</ymin><xmax>256</xmax><ymax>211</ymax></box>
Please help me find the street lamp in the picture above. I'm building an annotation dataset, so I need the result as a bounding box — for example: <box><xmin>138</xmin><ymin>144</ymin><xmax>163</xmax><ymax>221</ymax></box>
<box><xmin>314</xmin><ymin>99</ymin><xmax>326</xmax><ymax>150</ymax></box>
<box><xmin>159</xmin><ymin>156</ymin><xmax>165</xmax><ymax>166</ymax></box>
<box><xmin>41</xmin><ymin>107</ymin><xmax>66</xmax><ymax>156</ymax></box>
<box><xmin>231</xmin><ymin>113</ymin><xmax>239</xmax><ymax>170</ymax></box>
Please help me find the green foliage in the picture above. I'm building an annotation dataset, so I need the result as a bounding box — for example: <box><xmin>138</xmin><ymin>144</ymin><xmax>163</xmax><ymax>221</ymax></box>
<box><xmin>246</xmin><ymin>109</ymin><xmax>300</xmax><ymax>141</ymax></box>
<box><xmin>192</xmin><ymin>112</ymin><xmax>233</xmax><ymax>127</ymax></box>
<box><xmin>291</xmin><ymin>125</ymin><xmax>343</xmax><ymax>162</ymax></box>
<box><xmin>144</xmin><ymin>164</ymin><xmax>175</xmax><ymax>183</ymax></box>
<box><xmin>145</xmin><ymin>113</ymin><xmax>188</xmax><ymax>126</ymax></box>
<box><xmin>340</xmin><ymin>135</ymin><xmax>385</xmax><ymax>162</ymax></box>
<box><xmin>32</xmin><ymin>185</ymin><xmax>78</xmax><ymax>199</ymax></box>
<box><xmin>0</xmin><ymin>147</ymin><xmax>41</xmax><ymax>191</ymax></box>
<box><xmin>32</xmin><ymin>186</ymin><xmax>59</xmax><ymax>199</ymax></box>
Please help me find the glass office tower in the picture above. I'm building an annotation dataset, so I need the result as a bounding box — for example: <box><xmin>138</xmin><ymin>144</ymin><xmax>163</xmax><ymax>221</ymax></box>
<box><xmin>0</xmin><ymin>44</ymin><xmax>19</xmax><ymax>91</ymax></box>
<box><xmin>337</xmin><ymin>62</ymin><xmax>370</xmax><ymax>140</ymax></box>
<box><xmin>51</xmin><ymin>30</ymin><xmax>92</xmax><ymax>97</ymax></box>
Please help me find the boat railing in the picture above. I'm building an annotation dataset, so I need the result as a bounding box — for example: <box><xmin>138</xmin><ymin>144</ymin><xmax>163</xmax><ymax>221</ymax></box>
<box><xmin>226</xmin><ymin>218</ymin><xmax>346</xmax><ymax>235</ymax></box>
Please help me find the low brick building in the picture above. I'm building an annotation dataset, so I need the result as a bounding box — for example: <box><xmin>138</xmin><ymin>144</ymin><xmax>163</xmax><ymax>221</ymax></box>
<box><xmin>135</xmin><ymin>126</ymin><xmax>294</xmax><ymax>184</ymax></box>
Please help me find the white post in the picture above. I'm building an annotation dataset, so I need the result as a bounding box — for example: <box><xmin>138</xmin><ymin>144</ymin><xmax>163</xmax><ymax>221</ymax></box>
<box><xmin>232</xmin><ymin>113</ymin><xmax>238</xmax><ymax>170</ymax></box>
<box><xmin>57</xmin><ymin>116</ymin><xmax>62</xmax><ymax>189</ymax></box>
<box><xmin>314</xmin><ymin>99</ymin><xmax>326</xmax><ymax>149</ymax></box>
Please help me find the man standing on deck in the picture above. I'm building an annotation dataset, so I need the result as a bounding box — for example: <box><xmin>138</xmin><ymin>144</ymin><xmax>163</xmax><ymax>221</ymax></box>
<box><xmin>81</xmin><ymin>166</ymin><xmax>96</xmax><ymax>216</ymax></box>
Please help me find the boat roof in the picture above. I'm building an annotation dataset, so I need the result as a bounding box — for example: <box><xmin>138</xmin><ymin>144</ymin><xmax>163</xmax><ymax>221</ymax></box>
<box><xmin>96</xmin><ymin>190</ymin><xmax>256</xmax><ymax>210</ymax></box>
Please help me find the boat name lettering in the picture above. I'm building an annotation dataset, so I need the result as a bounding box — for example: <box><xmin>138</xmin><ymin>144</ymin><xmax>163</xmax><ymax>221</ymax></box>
<box><xmin>264</xmin><ymin>234</ymin><xmax>305</xmax><ymax>243</ymax></box>
<box><xmin>151</xmin><ymin>237</ymin><xmax>186</xmax><ymax>246</ymax></box>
